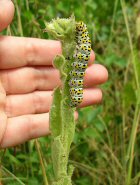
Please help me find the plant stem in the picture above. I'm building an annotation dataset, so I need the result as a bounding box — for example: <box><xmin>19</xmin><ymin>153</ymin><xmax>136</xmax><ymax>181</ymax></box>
<box><xmin>35</xmin><ymin>140</ymin><xmax>49</xmax><ymax>185</ymax></box>
<box><xmin>126</xmin><ymin>106</ymin><xmax>140</xmax><ymax>185</ymax></box>
<box><xmin>1</xmin><ymin>166</ymin><xmax>25</xmax><ymax>185</ymax></box>
<box><xmin>14</xmin><ymin>0</ymin><xmax>24</xmax><ymax>37</ymax></box>
<box><xmin>45</xmin><ymin>16</ymin><xmax>76</xmax><ymax>185</ymax></box>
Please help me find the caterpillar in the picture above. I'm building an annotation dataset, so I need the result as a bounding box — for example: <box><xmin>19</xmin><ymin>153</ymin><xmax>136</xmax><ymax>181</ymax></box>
<box><xmin>69</xmin><ymin>22</ymin><xmax>91</xmax><ymax>107</ymax></box>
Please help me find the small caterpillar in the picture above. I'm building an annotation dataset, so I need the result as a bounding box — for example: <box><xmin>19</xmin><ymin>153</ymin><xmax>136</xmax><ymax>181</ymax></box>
<box><xmin>69</xmin><ymin>22</ymin><xmax>91</xmax><ymax>107</ymax></box>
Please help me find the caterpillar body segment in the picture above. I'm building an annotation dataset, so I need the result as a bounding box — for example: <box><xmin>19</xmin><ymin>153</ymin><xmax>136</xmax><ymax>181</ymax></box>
<box><xmin>71</xmin><ymin>62</ymin><xmax>88</xmax><ymax>70</ymax></box>
<box><xmin>70</xmin><ymin>95</ymin><xmax>83</xmax><ymax>107</ymax></box>
<box><xmin>69</xmin><ymin>78</ymin><xmax>84</xmax><ymax>87</ymax></box>
<box><xmin>70</xmin><ymin>87</ymin><xmax>83</xmax><ymax>96</ymax></box>
<box><xmin>75</xmin><ymin>53</ymin><xmax>90</xmax><ymax>62</ymax></box>
<box><xmin>69</xmin><ymin>70</ymin><xmax>85</xmax><ymax>78</ymax></box>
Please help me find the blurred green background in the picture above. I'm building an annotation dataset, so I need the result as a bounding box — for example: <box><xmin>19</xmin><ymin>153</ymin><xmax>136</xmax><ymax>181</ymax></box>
<box><xmin>1</xmin><ymin>0</ymin><xmax>140</xmax><ymax>184</ymax></box>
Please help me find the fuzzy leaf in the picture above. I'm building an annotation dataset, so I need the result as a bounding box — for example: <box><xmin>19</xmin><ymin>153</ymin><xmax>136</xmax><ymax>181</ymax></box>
<box><xmin>50</xmin><ymin>87</ymin><xmax>62</xmax><ymax>137</ymax></box>
<box><xmin>51</xmin><ymin>136</ymin><xmax>67</xmax><ymax>179</ymax></box>
<box><xmin>53</xmin><ymin>55</ymin><xmax>67</xmax><ymax>81</ymax></box>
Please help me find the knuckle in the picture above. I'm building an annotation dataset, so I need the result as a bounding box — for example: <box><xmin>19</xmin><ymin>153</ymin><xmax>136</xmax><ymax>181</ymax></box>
<box><xmin>0</xmin><ymin>93</ymin><xmax>6</xmax><ymax>111</ymax></box>
<box><xmin>5</xmin><ymin>97</ymin><xmax>13</xmax><ymax>117</ymax></box>
<box><xmin>32</xmin><ymin>92</ymin><xmax>42</xmax><ymax>114</ymax></box>
<box><xmin>25</xmin><ymin>115</ymin><xmax>37</xmax><ymax>140</ymax></box>
<box><xmin>31</xmin><ymin>67</ymin><xmax>39</xmax><ymax>90</ymax></box>
<box><xmin>24</xmin><ymin>40</ymin><xmax>37</xmax><ymax>65</ymax></box>
<box><xmin>1</xmin><ymin>71</ymin><xmax>11</xmax><ymax>94</ymax></box>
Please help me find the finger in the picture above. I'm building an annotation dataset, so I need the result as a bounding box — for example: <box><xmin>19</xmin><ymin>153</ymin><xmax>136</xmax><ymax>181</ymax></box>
<box><xmin>84</xmin><ymin>64</ymin><xmax>108</xmax><ymax>87</ymax></box>
<box><xmin>79</xmin><ymin>88</ymin><xmax>102</xmax><ymax>108</ymax></box>
<box><xmin>0</xmin><ymin>0</ymin><xmax>15</xmax><ymax>32</ymax></box>
<box><xmin>0</xmin><ymin>36</ymin><xmax>94</xmax><ymax>69</ymax></box>
<box><xmin>0</xmin><ymin>67</ymin><xmax>61</xmax><ymax>94</ymax></box>
<box><xmin>6</xmin><ymin>88</ymin><xmax>102</xmax><ymax>117</ymax></box>
<box><xmin>0</xmin><ymin>113</ymin><xmax>50</xmax><ymax>148</ymax></box>
<box><xmin>0</xmin><ymin>64</ymin><xmax>108</xmax><ymax>94</ymax></box>
<box><xmin>1</xmin><ymin>112</ymin><xmax>78</xmax><ymax>148</ymax></box>
<box><xmin>6</xmin><ymin>91</ymin><xmax>53</xmax><ymax>117</ymax></box>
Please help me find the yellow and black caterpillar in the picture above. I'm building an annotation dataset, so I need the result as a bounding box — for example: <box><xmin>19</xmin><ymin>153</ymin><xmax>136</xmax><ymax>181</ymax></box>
<box><xmin>69</xmin><ymin>22</ymin><xmax>91</xmax><ymax>107</ymax></box>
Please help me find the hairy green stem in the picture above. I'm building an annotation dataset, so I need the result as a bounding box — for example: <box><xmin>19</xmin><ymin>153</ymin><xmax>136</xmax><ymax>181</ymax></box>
<box><xmin>44</xmin><ymin>16</ymin><xmax>76</xmax><ymax>185</ymax></box>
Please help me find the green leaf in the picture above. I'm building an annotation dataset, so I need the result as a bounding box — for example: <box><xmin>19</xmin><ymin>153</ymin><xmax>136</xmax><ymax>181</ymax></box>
<box><xmin>51</xmin><ymin>136</ymin><xmax>67</xmax><ymax>179</ymax></box>
<box><xmin>94</xmin><ymin>120</ymin><xmax>105</xmax><ymax>132</ymax></box>
<box><xmin>50</xmin><ymin>87</ymin><xmax>62</xmax><ymax>138</ymax></box>
<box><xmin>122</xmin><ymin>82</ymin><xmax>136</xmax><ymax>109</ymax></box>
<box><xmin>87</xmin><ymin>106</ymin><xmax>103</xmax><ymax>124</ymax></box>
<box><xmin>83</xmin><ymin>127</ymin><xmax>101</xmax><ymax>140</ymax></box>
<box><xmin>105</xmin><ymin>53</ymin><xmax>127</xmax><ymax>68</ymax></box>
<box><xmin>53</xmin><ymin>55</ymin><xmax>67</xmax><ymax>81</ymax></box>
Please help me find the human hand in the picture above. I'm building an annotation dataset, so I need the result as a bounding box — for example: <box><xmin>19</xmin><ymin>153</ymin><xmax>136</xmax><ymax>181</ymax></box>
<box><xmin>0</xmin><ymin>0</ymin><xmax>108</xmax><ymax>148</ymax></box>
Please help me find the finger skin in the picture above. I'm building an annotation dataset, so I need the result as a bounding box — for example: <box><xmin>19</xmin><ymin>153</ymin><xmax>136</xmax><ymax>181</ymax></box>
<box><xmin>0</xmin><ymin>36</ymin><xmax>95</xmax><ymax>69</ymax></box>
<box><xmin>84</xmin><ymin>64</ymin><xmax>108</xmax><ymax>87</ymax></box>
<box><xmin>0</xmin><ymin>0</ymin><xmax>15</xmax><ymax>31</ymax></box>
<box><xmin>0</xmin><ymin>64</ymin><xmax>108</xmax><ymax>94</ymax></box>
<box><xmin>0</xmin><ymin>67</ymin><xmax>61</xmax><ymax>94</ymax></box>
<box><xmin>6</xmin><ymin>91</ymin><xmax>53</xmax><ymax>117</ymax></box>
<box><xmin>0</xmin><ymin>113</ymin><xmax>50</xmax><ymax>148</ymax></box>
<box><xmin>80</xmin><ymin>88</ymin><xmax>102</xmax><ymax>107</ymax></box>
<box><xmin>5</xmin><ymin>88</ymin><xmax>102</xmax><ymax>117</ymax></box>
<box><xmin>0</xmin><ymin>112</ymin><xmax>78</xmax><ymax>148</ymax></box>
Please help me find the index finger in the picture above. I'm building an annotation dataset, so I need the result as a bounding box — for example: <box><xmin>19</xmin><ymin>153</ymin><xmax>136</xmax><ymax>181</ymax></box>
<box><xmin>0</xmin><ymin>36</ymin><xmax>95</xmax><ymax>69</ymax></box>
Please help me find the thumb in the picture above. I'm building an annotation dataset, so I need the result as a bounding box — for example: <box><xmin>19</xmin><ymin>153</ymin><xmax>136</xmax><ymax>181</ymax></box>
<box><xmin>0</xmin><ymin>0</ymin><xmax>15</xmax><ymax>32</ymax></box>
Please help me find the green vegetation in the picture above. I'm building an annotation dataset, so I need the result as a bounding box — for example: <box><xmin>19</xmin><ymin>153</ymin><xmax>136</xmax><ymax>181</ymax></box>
<box><xmin>1</xmin><ymin>0</ymin><xmax>140</xmax><ymax>184</ymax></box>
